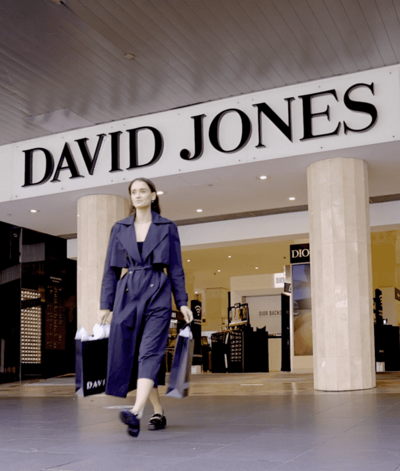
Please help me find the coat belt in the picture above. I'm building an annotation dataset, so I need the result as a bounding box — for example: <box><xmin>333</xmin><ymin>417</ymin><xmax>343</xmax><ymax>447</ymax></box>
<box><xmin>127</xmin><ymin>266</ymin><xmax>152</xmax><ymax>274</ymax></box>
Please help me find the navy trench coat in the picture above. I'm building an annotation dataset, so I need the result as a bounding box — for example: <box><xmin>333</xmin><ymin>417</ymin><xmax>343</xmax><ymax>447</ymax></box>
<box><xmin>100</xmin><ymin>211</ymin><xmax>188</xmax><ymax>398</ymax></box>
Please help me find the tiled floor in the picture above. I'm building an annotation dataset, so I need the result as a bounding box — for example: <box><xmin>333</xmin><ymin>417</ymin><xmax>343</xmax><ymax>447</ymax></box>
<box><xmin>1</xmin><ymin>372</ymin><xmax>400</xmax><ymax>471</ymax></box>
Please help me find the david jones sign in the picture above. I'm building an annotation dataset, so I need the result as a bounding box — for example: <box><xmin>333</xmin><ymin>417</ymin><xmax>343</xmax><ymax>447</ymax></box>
<box><xmin>23</xmin><ymin>83</ymin><xmax>377</xmax><ymax>187</ymax></box>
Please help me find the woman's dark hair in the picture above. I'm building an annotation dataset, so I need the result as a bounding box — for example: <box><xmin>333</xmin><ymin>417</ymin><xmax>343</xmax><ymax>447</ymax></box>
<box><xmin>128</xmin><ymin>178</ymin><xmax>161</xmax><ymax>214</ymax></box>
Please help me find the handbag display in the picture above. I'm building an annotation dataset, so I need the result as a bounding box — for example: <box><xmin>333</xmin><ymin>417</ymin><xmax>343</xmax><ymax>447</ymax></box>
<box><xmin>166</xmin><ymin>325</ymin><xmax>194</xmax><ymax>399</ymax></box>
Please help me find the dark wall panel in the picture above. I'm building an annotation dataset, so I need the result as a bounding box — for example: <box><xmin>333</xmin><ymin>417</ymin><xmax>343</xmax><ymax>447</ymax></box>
<box><xmin>0</xmin><ymin>221</ymin><xmax>76</xmax><ymax>384</ymax></box>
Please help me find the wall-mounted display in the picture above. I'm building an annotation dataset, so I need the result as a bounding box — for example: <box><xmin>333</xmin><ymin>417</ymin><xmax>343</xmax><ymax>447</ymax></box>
<box><xmin>20</xmin><ymin>289</ymin><xmax>41</xmax><ymax>365</ymax></box>
<box><xmin>292</xmin><ymin>263</ymin><xmax>312</xmax><ymax>356</ymax></box>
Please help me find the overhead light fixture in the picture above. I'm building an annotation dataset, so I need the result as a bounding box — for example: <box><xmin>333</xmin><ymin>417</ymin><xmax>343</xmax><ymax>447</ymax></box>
<box><xmin>196</xmin><ymin>209</ymin><xmax>203</xmax><ymax>213</ymax></box>
<box><xmin>187</xmin><ymin>260</ymin><xmax>191</xmax><ymax>262</ymax></box>
<box><xmin>29</xmin><ymin>209</ymin><xmax>39</xmax><ymax>213</ymax></box>
<box><xmin>257</xmin><ymin>175</ymin><xmax>269</xmax><ymax>180</ymax></box>
<box><xmin>228</xmin><ymin>255</ymin><xmax>231</xmax><ymax>258</ymax></box>
<box><xmin>157</xmin><ymin>191</ymin><xmax>165</xmax><ymax>195</ymax></box>
<box><xmin>288</xmin><ymin>197</ymin><xmax>296</xmax><ymax>201</ymax></box>
<box><xmin>217</xmin><ymin>270</ymin><xmax>221</xmax><ymax>272</ymax></box>
<box><xmin>124</xmin><ymin>53</ymin><xmax>135</xmax><ymax>60</ymax></box>
<box><xmin>255</xmin><ymin>267</ymin><xmax>259</xmax><ymax>270</ymax></box>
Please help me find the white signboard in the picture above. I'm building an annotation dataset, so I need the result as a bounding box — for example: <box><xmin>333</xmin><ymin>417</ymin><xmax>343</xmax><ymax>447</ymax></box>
<box><xmin>274</xmin><ymin>273</ymin><xmax>285</xmax><ymax>288</ymax></box>
<box><xmin>246</xmin><ymin>295</ymin><xmax>281</xmax><ymax>334</ymax></box>
<box><xmin>1</xmin><ymin>65</ymin><xmax>400</xmax><ymax>202</ymax></box>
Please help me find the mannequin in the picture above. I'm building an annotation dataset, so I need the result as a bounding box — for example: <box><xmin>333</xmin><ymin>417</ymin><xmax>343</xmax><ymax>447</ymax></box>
<box><xmin>99</xmin><ymin>178</ymin><xmax>193</xmax><ymax>437</ymax></box>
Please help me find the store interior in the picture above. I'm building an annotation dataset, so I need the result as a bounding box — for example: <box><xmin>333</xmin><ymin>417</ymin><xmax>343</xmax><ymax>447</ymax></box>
<box><xmin>178</xmin><ymin>228</ymin><xmax>400</xmax><ymax>375</ymax></box>
<box><xmin>1</xmin><ymin>224</ymin><xmax>400</xmax><ymax>384</ymax></box>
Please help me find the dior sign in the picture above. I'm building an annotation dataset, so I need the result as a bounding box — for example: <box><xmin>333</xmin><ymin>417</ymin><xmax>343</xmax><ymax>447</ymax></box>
<box><xmin>290</xmin><ymin>244</ymin><xmax>310</xmax><ymax>264</ymax></box>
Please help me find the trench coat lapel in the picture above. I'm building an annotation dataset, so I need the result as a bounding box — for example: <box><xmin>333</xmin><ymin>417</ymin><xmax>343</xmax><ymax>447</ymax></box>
<box><xmin>116</xmin><ymin>216</ymin><xmax>142</xmax><ymax>263</ymax></box>
<box><xmin>141</xmin><ymin>211</ymin><xmax>170</xmax><ymax>262</ymax></box>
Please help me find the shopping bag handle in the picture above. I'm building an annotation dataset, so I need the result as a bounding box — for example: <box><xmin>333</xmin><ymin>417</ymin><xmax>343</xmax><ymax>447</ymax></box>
<box><xmin>180</xmin><ymin>322</ymin><xmax>193</xmax><ymax>332</ymax></box>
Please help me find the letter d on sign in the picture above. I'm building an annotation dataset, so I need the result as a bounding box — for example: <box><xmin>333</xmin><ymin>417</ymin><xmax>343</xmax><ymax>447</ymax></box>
<box><xmin>22</xmin><ymin>148</ymin><xmax>54</xmax><ymax>187</ymax></box>
<box><xmin>290</xmin><ymin>243</ymin><xmax>311</xmax><ymax>263</ymax></box>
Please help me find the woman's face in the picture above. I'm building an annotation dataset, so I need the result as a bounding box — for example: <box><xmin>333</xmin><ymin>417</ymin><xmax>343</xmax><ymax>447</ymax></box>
<box><xmin>130</xmin><ymin>180</ymin><xmax>155</xmax><ymax>210</ymax></box>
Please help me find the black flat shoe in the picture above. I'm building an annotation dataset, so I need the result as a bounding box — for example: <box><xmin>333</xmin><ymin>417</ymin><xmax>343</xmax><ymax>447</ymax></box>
<box><xmin>119</xmin><ymin>410</ymin><xmax>140</xmax><ymax>437</ymax></box>
<box><xmin>148</xmin><ymin>413</ymin><xmax>167</xmax><ymax>431</ymax></box>
<box><xmin>127</xmin><ymin>425</ymin><xmax>140</xmax><ymax>438</ymax></box>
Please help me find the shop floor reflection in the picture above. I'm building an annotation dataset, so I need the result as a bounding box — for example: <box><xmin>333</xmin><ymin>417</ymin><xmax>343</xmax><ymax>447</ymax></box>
<box><xmin>1</xmin><ymin>372</ymin><xmax>400</xmax><ymax>471</ymax></box>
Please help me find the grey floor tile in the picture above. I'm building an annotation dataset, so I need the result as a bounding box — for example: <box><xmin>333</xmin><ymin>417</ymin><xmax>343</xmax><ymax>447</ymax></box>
<box><xmin>162</xmin><ymin>457</ymin><xmax>284</xmax><ymax>471</ymax></box>
<box><xmin>2</xmin><ymin>387</ymin><xmax>400</xmax><ymax>471</ymax></box>
<box><xmin>208</xmin><ymin>434</ymin><xmax>325</xmax><ymax>462</ymax></box>
<box><xmin>267</xmin><ymin>416</ymin><xmax>366</xmax><ymax>436</ymax></box>
<box><xmin>290</xmin><ymin>447</ymin><xmax>400</xmax><ymax>467</ymax></box>
<box><xmin>277</xmin><ymin>460</ymin><xmax>400</xmax><ymax>471</ymax></box>
<box><xmin>50</xmin><ymin>455</ymin><xmax>180</xmax><ymax>471</ymax></box>
<box><xmin>314</xmin><ymin>429</ymin><xmax>400</xmax><ymax>452</ymax></box>
<box><xmin>1</xmin><ymin>452</ymin><xmax>85</xmax><ymax>471</ymax></box>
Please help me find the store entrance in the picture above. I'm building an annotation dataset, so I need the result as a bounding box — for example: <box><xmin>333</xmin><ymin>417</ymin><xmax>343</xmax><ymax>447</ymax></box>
<box><xmin>180</xmin><ymin>239</ymin><xmax>303</xmax><ymax>375</ymax></box>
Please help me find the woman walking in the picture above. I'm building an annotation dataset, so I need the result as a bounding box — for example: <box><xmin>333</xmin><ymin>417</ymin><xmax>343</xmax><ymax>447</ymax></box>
<box><xmin>99</xmin><ymin>178</ymin><xmax>193</xmax><ymax>437</ymax></box>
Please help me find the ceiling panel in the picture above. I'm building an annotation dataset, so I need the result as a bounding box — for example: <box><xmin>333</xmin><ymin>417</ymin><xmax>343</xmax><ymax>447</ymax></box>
<box><xmin>2</xmin><ymin>0</ymin><xmax>400</xmax><ymax>146</ymax></box>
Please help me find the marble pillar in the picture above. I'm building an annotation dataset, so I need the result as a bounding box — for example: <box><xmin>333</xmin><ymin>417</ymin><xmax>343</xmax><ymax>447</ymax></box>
<box><xmin>77</xmin><ymin>195</ymin><xmax>130</xmax><ymax>333</ymax></box>
<box><xmin>307</xmin><ymin>158</ymin><xmax>375</xmax><ymax>391</ymax></box>
<box><xmin>204</xmin><ymin>288</ymin><xmax>229</xmax><ymax>331</ymax></box>
<box><xmin>185</xmin><ymin>273</ymin><xmax>195</xmax><ymax>308</ymax></box>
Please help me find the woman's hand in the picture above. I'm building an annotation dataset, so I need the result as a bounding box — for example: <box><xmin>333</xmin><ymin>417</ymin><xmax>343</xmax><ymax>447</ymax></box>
<box><xmin>98</xmin><ymin>309</ymin><xmax>112</xmax><ymax>325</ymax></box>
<box><xmin>180</xmin><ymin>306</ymin><xmax>194</xmax><ymax>324</ymax></box>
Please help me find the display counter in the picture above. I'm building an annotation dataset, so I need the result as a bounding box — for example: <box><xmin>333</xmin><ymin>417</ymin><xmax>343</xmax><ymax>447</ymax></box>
<box><xmin>268</xmin><ymin>337</ymin><xmax>282</xmax><ymax>372</ymax></box>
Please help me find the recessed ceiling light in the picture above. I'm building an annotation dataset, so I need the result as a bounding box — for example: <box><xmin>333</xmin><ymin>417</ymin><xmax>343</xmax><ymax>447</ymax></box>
<box><xmin>187</xmin><ymin>260</ymin><xmax>191</xmax><ymax>262</ymax></box>
<box><xmin>157</xmin><ymin>190</ymin><xmax>165</xmax><ymax>195</ymax></box>
<box><xmin>255</xmin><ymin>267</ymin><xmax>259</xmax><ymax>269</ymax></box>
<box><xmin>196</xmin><ymin>209</ymin><xmax>203</xmax><ymax>213</ymax></box>
<box><xmin>124</xmin><ymin>53</ymin><xmax>135</xmax><ymax>60</ymax></box>
<box><xmin>228</xmin><ymin>255</ymin><xmax>231</xmax><ymax>258</ymax></box>
<box><xmin>29</xmin><ymin>209</ymin><xmax>39</xmax><ymax>213</ymax></box>
<box><xmin>288</xmin><ymin>197</ymin><xmax>296</xmax><ymax>201</ymax></box>
<box><xmin>257</xmin><ymin>175</ymin><xmax>269</xmax><ymax>180</ymax></box>
<box><xmin>217</xmin><ymin>270</ymin><xmax>221</xmax><ymax>272</ymax></box>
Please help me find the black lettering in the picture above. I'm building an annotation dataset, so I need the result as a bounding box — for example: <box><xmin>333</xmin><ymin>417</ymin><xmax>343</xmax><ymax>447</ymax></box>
<box><xmin>299</xmin><ymin>89</ymin><xmax>341</xmax><ymax>140</ymax></box>
<box><xmin>253</xmin><ymin>98</ymin><xmax>294</xmax><ymax>147</ymax></box>
<box><xmin>127</xmin><ymin>127</ymin><xmax>163</xmax><ymax>169</ymax></box>
<box><xmin>75</xmin><ymin>134</ymin><xmax>106</xmax><ymax>175</ymax></box>
<box><xmin>343</xmin><ymin>83</ymin><xmax>377</xmax><ymax>134</ymax></box>
<box><xmin>109</xmin><ymin>131</ymin><xmax>123</xmax><ymax>172</ymax></box>
<box><xmin>22</xmin><ymin>148</ymin><xmax>54</xmax><ymax>187</ymax></box>
<box><xmin>180</xmin><ymin>114</ymin><xmax>206</xmax><ymax>160</ymax></box>
<box><xmin>51</xmin><ymin>143</ymin><xmax>83</xmax><ymax>182</ymax></box>
<box><xmin>209</xmin><ymin>109</ymin><xmax>252</xmax><ymax>153</ymax></box>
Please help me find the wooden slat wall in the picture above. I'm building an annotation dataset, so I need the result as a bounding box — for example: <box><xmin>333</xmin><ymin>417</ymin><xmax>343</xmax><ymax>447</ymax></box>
<box><xmin>2</xmin><ymin>0</ymin><xmax>400</xmax><ymax>146</ymax></box>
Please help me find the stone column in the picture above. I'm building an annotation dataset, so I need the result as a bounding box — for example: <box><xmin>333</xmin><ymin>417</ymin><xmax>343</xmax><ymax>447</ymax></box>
<box><xmin>77</xmin><ymin>195</ymin><xmax>130</xmax><ymax>333</ymax></box>
<box><xmin>185</xmin><ymin>273</ymin><xmax>195</xmax><ymax>308</ymax></box>
<box><xmin>204</xmin><ymin>288</ymin><xmax>229</xmax><ymax>331</ymax></box>
<box><xmin>307</xmin><ymin>158</ymin><xmax>375</xmax><ymax>391</ymax></box>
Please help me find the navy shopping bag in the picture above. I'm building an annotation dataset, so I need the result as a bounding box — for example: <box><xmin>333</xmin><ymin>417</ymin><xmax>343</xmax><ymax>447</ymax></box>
<box><xmin>75</xmin><ymin>338</ymin><xmax>108</xmax><ymax>397</ymax></box>
<box><xmin>167</xmin><ymin>325</ymin><xmax>194</xmax><ymax>398</ymax></box>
